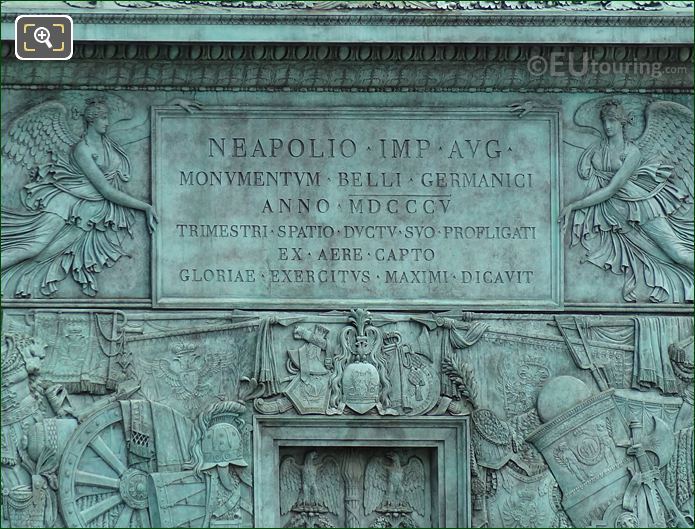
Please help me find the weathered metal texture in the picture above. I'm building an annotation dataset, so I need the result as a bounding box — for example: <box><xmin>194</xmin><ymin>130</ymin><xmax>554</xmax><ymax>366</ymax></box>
<box><xmin>1</xmin><ymin>2</ymin><xmax>693</xmax><ymax>528</ymax></box>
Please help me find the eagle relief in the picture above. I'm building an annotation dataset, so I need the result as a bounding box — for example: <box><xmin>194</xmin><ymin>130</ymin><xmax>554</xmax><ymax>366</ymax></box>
<box><xmin>363</xmin><ymin>451</ymin><xmax>426</xmax><ymax>528</ymax></box>
<box><xmin>278</xmin><ymin>447</ymin><xmax>429</xmax><ymax>528</ymax></box>
<box><xmin>280</xmin><ymin>450</ymin><xmax>343</xmax><ymax>528</ymax></box>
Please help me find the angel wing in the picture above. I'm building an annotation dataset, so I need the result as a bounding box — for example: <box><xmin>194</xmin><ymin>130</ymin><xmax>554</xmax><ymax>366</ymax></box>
<box><xmin>402</xmin><ymin>456</ymin><xmax>426</xmax><ymax>516</ymax></box>
<box><xmin>363</xmin><ymin>456</ymin><xmax>388</xmax><ymax>515</ymax></box>
<box><xmin>279</xmin><ymin>456</ymin><xmax>302</xmax><ymax>515</ymax></box>
<box><xmin>317</xmin><ymin>456</ymin><xmax>344</xmax><ymax>515</ymax></box>
<box><xmin>636</xmin><ymin>100</ymin><xmax>694</xmax><ymax>199</ymax></box>
<box><xmin>3</xmin><ymin>101</ymin><xmax>78</xmax><ymax>171</ymax></box>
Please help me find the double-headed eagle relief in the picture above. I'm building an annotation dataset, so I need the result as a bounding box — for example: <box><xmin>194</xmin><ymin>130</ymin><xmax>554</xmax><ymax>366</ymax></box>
<box><xmin>136</xmin><ymin>340</ymin><xmax>241</xmax><ymax>412</ymax></box>
<box><xmin>561</xmin><ymin>96</ymin><xmax>694</xmax><ymax>303</ymax></box>
<box><xmin>1</xmin><ymin>3</ymin><xmax>692</xmax><ymax>526</ymax></box>
<box><xmin>0</xmin><ymin>5</ymin><xmax>692</xmax><ymax>529</ymax></box>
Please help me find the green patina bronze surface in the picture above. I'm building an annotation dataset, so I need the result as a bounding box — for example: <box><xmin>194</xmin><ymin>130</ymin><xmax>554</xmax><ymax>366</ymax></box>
<box><xmin>1</xmin><ymin>2</ymin><xmax>693</xmax><ymax>528</ymax></box>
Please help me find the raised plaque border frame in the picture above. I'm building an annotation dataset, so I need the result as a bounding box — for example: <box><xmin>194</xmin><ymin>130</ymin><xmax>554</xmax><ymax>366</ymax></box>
<box><xmin>151</xmin><ymin>105</ymin><xmax>562</xmax><ymax>311</ymax></box>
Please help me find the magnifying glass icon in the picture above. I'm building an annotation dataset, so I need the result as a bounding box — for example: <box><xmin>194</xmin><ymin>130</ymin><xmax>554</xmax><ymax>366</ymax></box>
<box><xmin>33</xmin><ymin>26</ymin><xmax>53</xmax><ymax>49</ymax></box>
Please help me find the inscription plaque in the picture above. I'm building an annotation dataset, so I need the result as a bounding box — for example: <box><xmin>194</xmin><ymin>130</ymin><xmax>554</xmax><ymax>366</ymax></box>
<box><xmin>152</xmin><ymin>107</ymin><xmax>560</xmax><ymax>309</ymax></box>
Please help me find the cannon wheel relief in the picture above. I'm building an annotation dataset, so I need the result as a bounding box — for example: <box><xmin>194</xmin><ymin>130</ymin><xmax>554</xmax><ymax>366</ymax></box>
<box><xmin>58</xmin><ymin>401</ymin><xmax>190</xmax><ymax>528</ymax></box>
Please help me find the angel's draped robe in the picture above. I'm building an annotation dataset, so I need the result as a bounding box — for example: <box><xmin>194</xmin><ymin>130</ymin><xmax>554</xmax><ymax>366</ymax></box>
<box><xmin>1</xmin><ymin>135</ymin><xmax>135</xmax><ymax>297</ymax></box>
<box><xmin>570</xmin><ymin>140</ymin><xmax>693</xmax><ymax>303</ymax></box>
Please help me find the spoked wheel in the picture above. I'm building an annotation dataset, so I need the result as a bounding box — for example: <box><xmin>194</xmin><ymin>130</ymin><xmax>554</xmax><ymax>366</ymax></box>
<box><xmin>59</xmin><ymin>402</ymin><xmax>152</xmax><ymax>528</ymax></box>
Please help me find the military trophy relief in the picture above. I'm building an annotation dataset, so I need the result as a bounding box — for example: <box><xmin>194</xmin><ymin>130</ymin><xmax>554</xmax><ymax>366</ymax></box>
<box><xmin>242</xmin><ymin>309</ymin><xmax>439</xmax><ymax>418</ymax></box>
<box><xmin>237</xmin><ymin>309</ymin><xmax>693</xmax><ymax>527</ymax></box>
<box><xmin>2</xmin><ymin>4</ymin><xmax>692</xmax><ymax>529</ymax></box>
<box><xmin>1</xmin><ymin>308</ymin><xmax>693</xmax><ymax>528</ymax></box>
<box><xmin>559</xmin><ymin>96</ymin><xmax>694</xmax><ymax>304</ymax></box>
<box><xmin>527</xmin><ymin>316</ymin><xmax>695</xmax><ymax>528</ymax></box>
<box><xmin>0</xmin><ymin>92</ymin><xmax>201</xmax><ymax>300</ymax></box>
<box><xmin>277</xmin><ymin>447</ymin><xmax>428</xmax><ymax>529</ymax></box>
<box><xmin>1</xmin><ymin>310</ymin><xmax>254</xmax><ymax>529</ymax></box>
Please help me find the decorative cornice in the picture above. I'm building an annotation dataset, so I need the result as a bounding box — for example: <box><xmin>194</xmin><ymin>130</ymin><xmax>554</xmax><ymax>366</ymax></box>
<box><xmin>4</xmin><ymin>42</ymin><xmax>692</xmax><ymax>62</ymax></box>
<box><xmin>2</xmin><ymin>43</ymin><xmax>691</xmax><ymax>92</ymax></box>
<box><xmin>7</xmin><ymin>0</ymin><xmax>694</xmax><ymax>12</ymax></box>
<box><xmin>1</xmin><ymin>11</ymin><xmax>692</xmax><ymax>27</ymax></box>
<box><xmin>3</xmin><ymin>1</ymin><xmax>691</xmax><ymax>46</ymax></box>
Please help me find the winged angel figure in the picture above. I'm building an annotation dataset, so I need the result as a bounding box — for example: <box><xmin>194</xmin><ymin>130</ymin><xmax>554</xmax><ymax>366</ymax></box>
<box><xmin>1</xmin><ymin>95</ymin><xmax>198</xmax><ymax>297</ymax></box>
<box><xmin>364</xmin><ymin>451</ymin><xmax>425</xmax><ymax>516</ymax></box>
<box><xmin>280</xmin><ymin>451</ymin><xmax>343</xmax><ymax>517</ymax></box>
<box><xmin>559</xmin><ymin>97</ymin><xmax>693</xmax><ymax>303</ymax></box>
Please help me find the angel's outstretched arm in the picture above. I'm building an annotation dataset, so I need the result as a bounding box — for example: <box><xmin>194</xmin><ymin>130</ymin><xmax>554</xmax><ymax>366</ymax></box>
<box><xmin>560</xmin><ymin>145</ymin><xmax>640</xmax><ymax>233</ymax></box>
<box><xmin>74</xmin><ymin>143</ymin><xmax>158</xmax><ymax>232</ymax></box>
<box><xmin>109</xmin><ymin>114</ymin><xmax>150</xmax><ymax>146</ymax></box>
<box><xmin>109</xmin><ymin>98</ymin><xmax>203</xmax><ymax>146</ymax></box>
